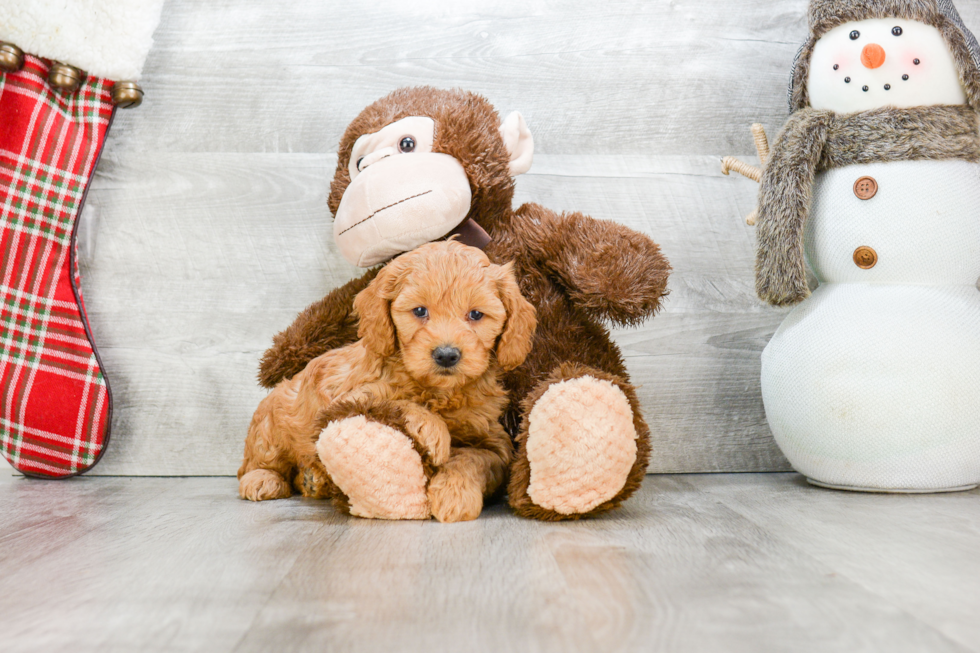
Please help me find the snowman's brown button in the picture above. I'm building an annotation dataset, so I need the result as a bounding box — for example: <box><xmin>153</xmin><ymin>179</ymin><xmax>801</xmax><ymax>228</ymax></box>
<box><xmin>854</xmin><ymin>176</ymin><xmax>878</xmax><ymax>200</ymax></box>
<box><xmin>853</xmin><ymin>246</ymin><xmax>878</xmax><ymax>269</ymax></box>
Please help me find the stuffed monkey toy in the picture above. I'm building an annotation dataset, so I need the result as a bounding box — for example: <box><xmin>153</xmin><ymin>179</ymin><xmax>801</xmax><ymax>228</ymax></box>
<box><xmin>257</xmin><ymin>87</ymin><xmax>671</xmax><ymax>521</ymax></box>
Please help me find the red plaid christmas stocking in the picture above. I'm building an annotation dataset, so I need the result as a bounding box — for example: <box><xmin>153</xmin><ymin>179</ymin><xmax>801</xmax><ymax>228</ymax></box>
<box><xmin>0</xmin><ymin>57</ymin><xmax>117</xmax><ymax>477</ymax></box>
<box><xmin>0</xmin><ymin>3</ymin><xmax>162</xmax><ymax>479</ymax></box>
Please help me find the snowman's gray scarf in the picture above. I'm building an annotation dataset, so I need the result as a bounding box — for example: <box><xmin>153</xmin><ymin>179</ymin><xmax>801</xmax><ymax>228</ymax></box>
<box><xmin>756</xmin><ymin>104</ymin><xmax>980</xmax><ymax>306</ymax></box>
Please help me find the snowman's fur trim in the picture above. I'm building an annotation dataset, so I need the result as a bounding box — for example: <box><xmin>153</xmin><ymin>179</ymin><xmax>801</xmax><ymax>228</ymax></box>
<box><xmin>756</xmin><ymin>105</ymin><xmax>980</xmax><ymax>305</ymax></box>
<box><xmin>821</xmin><ymin>104</ymin><xmax>980</xmax><ymax>167</ymax></box>
<box><xmin>756</xmin><ymin>110</ymin><xmax>833</xmax><ymax>306</ymax></box>
<box><xmin>790</xmin><ymin>0</ymin><xmax>980</xmax><ymax>112</ymax></box>
<box><xmin>0</xmin><ymin>0</ymin><xmax>164</xmax><ymax>81</ymax></box>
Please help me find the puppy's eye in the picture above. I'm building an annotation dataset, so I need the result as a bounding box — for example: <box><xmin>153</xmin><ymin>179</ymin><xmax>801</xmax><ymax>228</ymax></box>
<box><xmin>892</xmin><ymin>26</ymin><xmax>903</xmax><ymax>36</ymax></box>
<box><xmin>356</xmin><ymin>156</ymin><xmax>365</xmax><ymax>171</ymax></box>
<box><xmin>850</xmin><ymin>30</ymin><xmax>860</xmax><ymax>40</ymax></box>
<box><xmin>412</xmin><ymin>307</ymin><xmax>428</xmax><ymax>318</ymax></box>
<box><xmin>468</xmin><ymin>310</ymin><xmax>484</xmax><ymax>321</ymax></box>
<box><xmin>399</xmin><ymin>136</ymin><xmax>416</xmax><ymax>153</ymax></box>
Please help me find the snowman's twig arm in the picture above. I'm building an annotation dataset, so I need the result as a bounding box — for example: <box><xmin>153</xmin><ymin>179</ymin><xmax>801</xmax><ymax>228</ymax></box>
<box><xmin>721</xmin><ymin>157</ymin><xmax>762</xmax><ymax>182</ymax></box>
<box><xmin>752</xmin><ymin>124</ymin><xmax>770</xmax><ymax>164</ymax></box>
<box><xmin>721</xmin><ymin>124</ymin><xmax>770</xmax><ymax>225</ymax></box>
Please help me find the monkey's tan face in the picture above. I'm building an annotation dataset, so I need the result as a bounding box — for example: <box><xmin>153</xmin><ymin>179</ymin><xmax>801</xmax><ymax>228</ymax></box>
<box><xmin>333</xmin><ymin>116</ymin><xmax>472</xmax><ymax>267</ymax></box>
<box><xmin>332</xmin><ymin>107</ymin><xmax>534</xmax><ymax>269</ymax></box>
<box><xmin>390</xmin><ymin>264</ymin><xmax>508</xmax><ymax>390</ymax></box>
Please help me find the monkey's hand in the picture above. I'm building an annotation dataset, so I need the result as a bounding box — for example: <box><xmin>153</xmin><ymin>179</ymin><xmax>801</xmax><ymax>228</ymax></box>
<box><xmin>257</xmin><ymin>268</ymin><xmax>380</xmax><ymax>388</ymax></box>
<box><xmin>518</xmin><ymin>204</ymin><xmax>671</xmax><ymax>327</ymax></box>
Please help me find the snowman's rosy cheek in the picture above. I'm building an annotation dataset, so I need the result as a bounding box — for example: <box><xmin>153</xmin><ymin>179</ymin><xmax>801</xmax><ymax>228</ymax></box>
<box><xmin>830</xmin><ymin>48</ymin><xmax>855</xmax><ymax>72</ymax></box>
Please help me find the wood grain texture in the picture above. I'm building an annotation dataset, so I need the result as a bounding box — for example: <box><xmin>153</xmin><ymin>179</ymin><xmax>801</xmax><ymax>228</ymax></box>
<box><xmin>1</xmin><ymin>474</ymin><xmax>978</xmax><ymax>652</ymax></box>
<box><xmin>74</xmin><ymin>0</ymin><xmax>980</xmax><ymax>474</ymax></box>
<box><xmin>112</xmin><ymin>0</ymin><xmax>814</xmax><ymax>156</ymax></box>
<box><xmin>80</xmin><ymin>153</ymin><xmax>788</xmax><ymax>475</ymax></box>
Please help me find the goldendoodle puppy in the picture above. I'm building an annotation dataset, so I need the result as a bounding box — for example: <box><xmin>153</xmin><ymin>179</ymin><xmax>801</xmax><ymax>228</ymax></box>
<box><xmin>238</xmin><ymin>240</ymin><xmax>536</xmax><ymax>522</ymax></box>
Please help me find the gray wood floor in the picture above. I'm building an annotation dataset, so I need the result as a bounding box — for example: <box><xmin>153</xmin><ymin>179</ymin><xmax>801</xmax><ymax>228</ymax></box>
<box><xmin>2</xmin><ymin>472</ymin><xmax>978</xmax><ymax>653</ymax></box>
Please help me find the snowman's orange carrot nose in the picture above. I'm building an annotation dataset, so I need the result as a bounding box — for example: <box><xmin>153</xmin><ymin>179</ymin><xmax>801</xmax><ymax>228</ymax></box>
<box><xmin>861</xmin><ymin>43</ymin><xmax>886</xmax><ymax>69</ymax></box>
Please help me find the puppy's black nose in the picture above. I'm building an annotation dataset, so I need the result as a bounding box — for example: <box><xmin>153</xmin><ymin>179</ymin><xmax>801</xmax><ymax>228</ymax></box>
<box><xmin>432</xmin><ymin>346</ymin><xmax>461</xmax><ymax>368</ymax></box>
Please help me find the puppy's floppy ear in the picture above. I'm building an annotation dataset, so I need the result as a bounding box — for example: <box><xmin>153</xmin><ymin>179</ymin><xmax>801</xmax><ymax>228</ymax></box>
<box><xmin>353</xmin><ymin>256</ymin><xmax>408</xmax><ymax>357</ymax></box>
<box><xmin>492</xmin><ymin>262</ymin><xmax>537</xmax><ymax>371</ymax></box>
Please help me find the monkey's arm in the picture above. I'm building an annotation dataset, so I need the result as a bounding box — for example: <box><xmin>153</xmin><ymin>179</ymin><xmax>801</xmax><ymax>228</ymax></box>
<box><xmin>516</xmin><ymin>203</ymin><xmax>670</xmax><ymax>326</ymax></box>
<box><xmin>257</xmin><ymin>268</ymin><xmax>380</xmax><ymax>388</ymax></box>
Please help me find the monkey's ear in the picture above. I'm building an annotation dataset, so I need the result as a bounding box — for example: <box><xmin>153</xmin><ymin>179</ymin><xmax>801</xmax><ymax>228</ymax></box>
<box><xmin>499</xmin><ymin>111</ymin><xmax>534</xmax><ymax>176</ymax></box>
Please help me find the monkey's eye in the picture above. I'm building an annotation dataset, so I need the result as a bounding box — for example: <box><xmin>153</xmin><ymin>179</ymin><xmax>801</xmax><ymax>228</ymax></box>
<box><xmin>356</xmin><ymin>156</ymin><xmax>365</xmax><ymax>171</ymax></box>
<box><xmin>412</xmin><ymin>307</ymin><xmax>428</xmax><ymax>318</ymax></box>
<box><xmin>850</xmin><ymin>30</ymin><xmax>860</xmax><ymax>40</ymax></box>
<box><xmin>892</xmin><ymin>26</ymin><xmax>903</xmax><ymax>36</ymax></box>
<box><xmin>467</xmin><ymin>310</ymin><xmax>484</xmax><ymax>321</ymax></box>
<box><xmin>398</xmin><ymin>136</ymin><xmax>416</xmax><ymax>153</ymax></box>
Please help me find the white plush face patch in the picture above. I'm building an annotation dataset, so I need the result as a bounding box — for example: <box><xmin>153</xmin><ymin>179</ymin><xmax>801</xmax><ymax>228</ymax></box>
<box><xmin>348</xmin><ymin>116</ymin><xmax>436</xmax><ymax>181</ymax></box>
<box><xmin>808</xmin><ymin>18</ymin><xmax>967</xmax><ymax>113</ymax></box>
<box><xmin>334</xmin><ymin>116</ymin><xmax>472</xmax><ymax>267</ymax></box>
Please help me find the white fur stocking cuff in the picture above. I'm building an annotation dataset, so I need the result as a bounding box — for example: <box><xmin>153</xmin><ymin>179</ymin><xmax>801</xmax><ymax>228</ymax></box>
<box><xmin>0</xmin><ymin>0</ymin><xmax>165</xmax><ymax>80</ymax></box>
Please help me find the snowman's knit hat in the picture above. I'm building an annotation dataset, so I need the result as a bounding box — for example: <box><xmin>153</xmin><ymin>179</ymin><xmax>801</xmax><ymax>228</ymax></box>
<box><xmin>789</xmin><ymin>0</ymin><xmax>980</xmax><ymax>112</ymax></box>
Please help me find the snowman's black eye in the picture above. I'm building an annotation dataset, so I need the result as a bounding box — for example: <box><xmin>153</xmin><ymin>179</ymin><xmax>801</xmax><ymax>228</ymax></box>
<box><xmin>914</xmin><ymin>58</ymin><xmax>921</xmax><ymax>65</ymax></box>
<box><xmin>850</xmin><ymin>30</ymin><xmax>861</xmax><ymax>40</ymax></box>
<box><xmin>398</xmin><ymin>136</ymin><xmax>416</xmax><ymax>153</ymax></box>
<box><xmin>845</xmin><ymin>77</ymin><xmax>851</xmax><ymax>83</ymax></box>
<box><xmin>834</xmin><ymin>64</ymin><xmax>839</xmax><ymax>70</ymax></box>
<box><xmin>903</xmin><ymin>74</ymin><xmax>909</xmax><ymax>80</ymax></box>
<box><xmin>892</xmin><ymin>26</ymin><xmax>903</xmax><ymax>36</ymax></box>
<box><xmin>862</xmin><ymin>85</ymin><xmax>869</xmax><ymax>92</ymax></box>
<box><xmin>884</xmin><ymin>84</ymin><xmax>891</xmax><ymax>90</ymax></box>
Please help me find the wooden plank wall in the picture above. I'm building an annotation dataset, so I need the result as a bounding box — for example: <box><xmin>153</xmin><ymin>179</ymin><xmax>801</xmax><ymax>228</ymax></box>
<box><xmin>76</xmin><ymin>0</ymin><xmax>980</xmax><ymax>475</ymax></box>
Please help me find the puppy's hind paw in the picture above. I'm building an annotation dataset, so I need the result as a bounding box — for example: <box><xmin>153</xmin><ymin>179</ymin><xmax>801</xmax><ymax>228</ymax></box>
<box><xmin>428</xmin><ymin>472</ymin><xmax>483</xmax><ymax>523</ymax></box>
<box><xmin>239</xmin><ymin>469</ymin><xmax>292</xmax><ymax>501</ymax></box>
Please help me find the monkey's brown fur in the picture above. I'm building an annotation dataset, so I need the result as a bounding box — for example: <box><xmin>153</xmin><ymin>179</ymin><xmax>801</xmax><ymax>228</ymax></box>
<box><xmin>241</xmin><ymin>240</ymin><xmax>535</xmax><ymax>522</ymax></box>
<box><xmin>258</xmin><ymin>87</ymin><xmax>671</xmax><ymax>520</ymax></box>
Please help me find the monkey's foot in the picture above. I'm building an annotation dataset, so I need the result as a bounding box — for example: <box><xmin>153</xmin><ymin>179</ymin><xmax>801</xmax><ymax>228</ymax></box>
<box><xmin>522</xmin><ymin>375</ymin><xmax>639</xmax><ymax>516</ymax></box>
<box><xmin>317</xmin><ymin>415</ymin><xmax>431</xmax><ymax>520</ymax></box>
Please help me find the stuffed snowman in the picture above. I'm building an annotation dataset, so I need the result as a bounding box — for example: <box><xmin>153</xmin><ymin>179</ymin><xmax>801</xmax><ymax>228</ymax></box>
<box><xmin>730</xmin><ymin>0</ymin><xmax>980</xmax><ymax>492</ymax></box>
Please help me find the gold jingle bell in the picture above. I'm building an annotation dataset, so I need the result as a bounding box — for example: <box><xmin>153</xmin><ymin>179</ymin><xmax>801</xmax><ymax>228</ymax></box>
<box><xmin>0</xmin><ymin>42</ymin><xmax>25</xmax><ymax>73</ymax></box>
<box><xmin>111</xmin><ymin>81</ymin><xmax>144</xmax><ymax>109</ymax></box>
<box><xmin>49</xmin><ymin>62</ymin><xmax>82</xmax><ymax>92</ymax></box>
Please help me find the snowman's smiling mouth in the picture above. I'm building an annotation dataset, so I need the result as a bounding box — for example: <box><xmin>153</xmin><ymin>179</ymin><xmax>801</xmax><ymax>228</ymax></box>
<box><xmin>838</xmin><ymin>60</ymin><xmax>919</xmax><ymax>93</ymax></box>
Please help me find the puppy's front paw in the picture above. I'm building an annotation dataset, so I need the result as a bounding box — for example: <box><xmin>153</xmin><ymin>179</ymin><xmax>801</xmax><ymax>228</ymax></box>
<box><xmin>239</xmin><ymin>469</ymin><xmax>292</xmax><ymax>501</ymax></box>
<box><xmin>428</xmin><ymin>471</ymin><xmax>483</xmax><ymax>523</ymax></box>
<box><xmin>401</xmin><ymin>407</ymin><xmax>452</xmax><ymax>466</ymax></box>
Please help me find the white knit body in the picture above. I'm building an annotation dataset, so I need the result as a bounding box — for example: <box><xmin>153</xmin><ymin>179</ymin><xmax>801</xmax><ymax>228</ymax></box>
<box><xmin>761</xmin><ymin>159</ymin><xmax>980</xmax><ymax>490</ymax></box>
